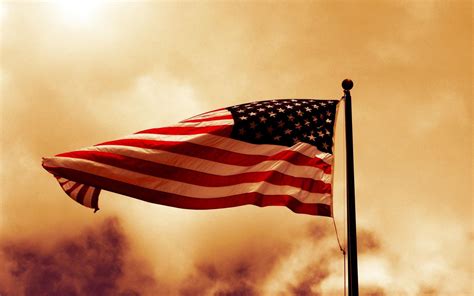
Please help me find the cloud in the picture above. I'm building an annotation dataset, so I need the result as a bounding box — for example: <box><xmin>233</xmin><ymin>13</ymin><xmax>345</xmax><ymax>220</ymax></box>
<box><xmin>0</xmin><ymin>1</ymin><xmax>472</xmax><ymax>295</ymax></box>
<box><xmin>179</xmin><ymin>231</ymin><xmax>289</xmax><ymax>295</ymax></box>
<box><xmin>358</xmin><ymin>229</ymin><xmax>382</xmax><ymax>254</ymax></box>
<box><xmin>287</xmin><ymin>261</ymin><xmax>331</xmax><ymax>296</ymax></box>
<box><xmin>0</xmin><ymin>217</ymin><xmax>161</xmax><ymax>295</ymax></box>
<box><xmin>177</xmin><ymin>220</ymin><xmax>389</xmax><ymax>296</ymax></box>
<box><xmin>1</xmin><ymin>214</ymin><xmax>446</xmax><ymax>295</ymax></box>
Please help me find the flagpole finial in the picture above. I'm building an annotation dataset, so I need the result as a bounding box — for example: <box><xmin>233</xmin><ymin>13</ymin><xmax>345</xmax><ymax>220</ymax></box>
<box><xmin>342</xmin><ymin>79</ymin><xmax>354</xmax><ymax>91</ymax></box>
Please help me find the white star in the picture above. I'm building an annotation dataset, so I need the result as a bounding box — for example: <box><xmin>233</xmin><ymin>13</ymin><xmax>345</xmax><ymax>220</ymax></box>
<box><xmin>249</xmin><ymin>112</ymin><xmax>257</xmax><ymax>116</ymax></box>
<box><xmin>249</xmin><ymin>122</ymin><xmax>257</xmax><ymax>129</ymax></box>
<box><xmin>326</xmin><ymin>118</ymin><xmax>332</xmax><ymax>123</ymax></box>
<box><xmin>295</xmin><ymin>122</ymin><xmax>302</xmax><ymax>129</ymax></box>
<box><xmin>259</xmin><ymin>116</ymin><xmax>267</xmax><ymax>123</ymax></box>
<box><xmin>318</xmin><ymin>131</ymin><xmax>324</xmax><ymax>137</ymax></box>
<box><xmin>273</xmin><ymin>135</ymin><xmax>282</xmax><ymax>141</ymax></box>
<box><xmin>257</xmin><ymin>108</ymin><xmax>265</xmax><ymax>112</ymax></box>
<box><xmin>284</xmin><ymin>129</ymin><xmax>292</xmax><ymax>135</ymax></box>
<box><xmin>320</xmin><ymin>102</ymin><xmax>327</xmax><ymax>106</ymax></box>
<box><xmin>278</xmin><ymin>121</ymin><xmax>285</xmax><ymax>127</ymax></box>
<box><xmin>326</xmin><ymin>111</ymin><xmax>332</xmax><ymax>116</ymax></box>
<box><xmin>296</xmin><ymin>110</ymin><xmax>303</xmax><ymax>116</ymax></box>
<box><xmin>295</xmin><ymin>103</ymin><xmax>301</xmax><ymax>106</ymax></box>
<box><xmin>237</xmin><ymin>109</ymin><xmax>245</xmax><ymax>113</ymax></box>
<box><xmin>322</xmin><ymin>142</ymin><xmax>329</xmax><ymax>150</ymax></box>
<box><xmin>308</xmin><ymin>134</ymin><xmax>316</xmax><ymax>141</ymax></box>
<box><xmin>277</xmin><ymin>108</ymin><xmax>285</xmax><ymax>113</ymax></box>
<box><xmin>305</xmin><ymin>107</ymin><xmax>312</xmax><ymax>112</ymax></box>
<box><xmin>291</xmin><ymin>99</ymin><xmax>297</xmax><ymax>102</ymax></box>
<box><xmin>286</xmin><ymin>105</ymin><xmax>293</xmax><ymax>109</ymax></box>
<box><xmin>304</xmin><ymin>120</ymin><xmax>310</xmax><ymax>126</ymax></box>
<box><xmin>268</xmin><ymin>112</ymin><xmax>276</xmax><ymax>117</ymax></box>
<box><xmin>240</xmin><ymin>116</ymin><xmax>248</xmax><ymax>120</ymax></box>
<box><xmin>313</xmin><ymin>104</ymin><xmax>319</xmax><ymax>109</ymax></box>
<box><xmin>325</xmin><ymin>129</ymin><xmax>331</xmax><ymax>135</ymax></box>
<box><xmin>287</xmin><ymin>115</ymin><xmax>295</xmax><ymax>121</ymax></box>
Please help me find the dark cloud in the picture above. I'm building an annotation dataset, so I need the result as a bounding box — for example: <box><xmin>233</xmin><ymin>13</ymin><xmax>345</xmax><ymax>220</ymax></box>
<box><xmin>177</xmin><ymin>220</ymin><xmax>385</xmax><ymax>296</ymax></box>
<box><xmin>287</xmin><ymin>262</ymin><xmax>330</xmax><ymax>296</ymax></box>
<box><xmin>0</xmin><ymin>205</ymin><xmax>415</xmax><ymax>296</ymax></box>
<box><xmin>358</xmin><ymin>229</ymin><xmax>382</xmax><ymax>254</ymax></box>
<box><xmin>0</xmin><ymin>217</ymin><xmax>160</xmax><ymax>296</ymax></box>
<box><xmin>179</xmin><ymin>252</ymin><xmax>279</xmax><ymax>295</ymax></box>
<box><xmin>417</xmin><ymin>286</ymin><xmax>439</xmax><ymax>296</ymax></box>
<box><xmin>306</xmin><ymin>220</ymin><xmax>332</xmax><ymax>239</ymax></box>
<box><xmin>360</xmin><ymin>286</ymin><xmax>386</xmax><ymax>296</ymax></box>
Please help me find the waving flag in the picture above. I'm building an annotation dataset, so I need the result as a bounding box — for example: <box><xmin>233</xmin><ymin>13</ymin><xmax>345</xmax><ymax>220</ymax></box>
<box><xmin>42</xmin><ymin>99</ymin><xmax>339</xmax><ymax>216</ymax></box>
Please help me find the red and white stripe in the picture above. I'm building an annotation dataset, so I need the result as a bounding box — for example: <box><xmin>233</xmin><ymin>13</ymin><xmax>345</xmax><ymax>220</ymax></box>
<box><xmin>53</xmin><ymin>176</ymin><xmax>100</xmax><ymax>210</ymax></box>
<box><xmin>42</xmin><ymin>109</ymin><xmax>334</xmax><ymax>216</ymax></box>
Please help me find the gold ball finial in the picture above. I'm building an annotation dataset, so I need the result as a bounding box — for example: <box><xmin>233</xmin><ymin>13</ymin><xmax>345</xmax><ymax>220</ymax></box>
<box><xmin>342</xmin><ymin>79</ymin><xmax>354</xmax><ymax>91</ymax></box>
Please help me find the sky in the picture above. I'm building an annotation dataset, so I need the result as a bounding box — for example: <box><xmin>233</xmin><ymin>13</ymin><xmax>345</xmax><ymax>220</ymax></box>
<box><xmin>0</xmin><ymin>1</ymin><xmax>472</xmax><ymax>295</ymax></box>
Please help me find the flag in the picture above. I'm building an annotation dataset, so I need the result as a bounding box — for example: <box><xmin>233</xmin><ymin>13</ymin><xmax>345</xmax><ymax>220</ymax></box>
<box><xmin>42</xmin><ymin>99</ymin><xmax>339</xmax><ymax>216</ymax></box>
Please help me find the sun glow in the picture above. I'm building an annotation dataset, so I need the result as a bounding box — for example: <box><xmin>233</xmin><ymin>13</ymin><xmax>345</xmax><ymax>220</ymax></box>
<box><xmin>55</xmin><ymin>0</ymin><xmax>104</xmax><ymax>26</ymax></box>
<box><xmin>0</xmin><ymin>2</ymin><xmax>7</xmax><ymax>23</ymax></box>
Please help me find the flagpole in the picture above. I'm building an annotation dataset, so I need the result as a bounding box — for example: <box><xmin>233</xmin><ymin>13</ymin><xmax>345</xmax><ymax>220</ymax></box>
<box><xmin>342</xmin><ymin>79</ymin><xmax>359</xmax><ymax>296</ymax></box>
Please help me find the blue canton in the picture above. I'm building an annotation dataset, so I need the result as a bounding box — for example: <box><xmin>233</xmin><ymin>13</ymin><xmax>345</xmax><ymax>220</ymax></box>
<box><xmin>227</xmin><ymin>99</ymin><xmax>339</xmax><ymax>153</ymax></box>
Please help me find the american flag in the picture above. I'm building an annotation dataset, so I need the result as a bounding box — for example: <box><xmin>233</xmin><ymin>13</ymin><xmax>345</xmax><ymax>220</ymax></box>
<box><xmin>42</xmin><ymin>99</ymin><xmax>339</xmax><ymax>216</ymax></box>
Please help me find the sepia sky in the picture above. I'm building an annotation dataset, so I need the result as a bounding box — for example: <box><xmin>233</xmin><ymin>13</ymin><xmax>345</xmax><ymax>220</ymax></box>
<box><xmin>0</xmin><ymin>1</ymin><xmax>472</xmax><ymax>295</ymax></box>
